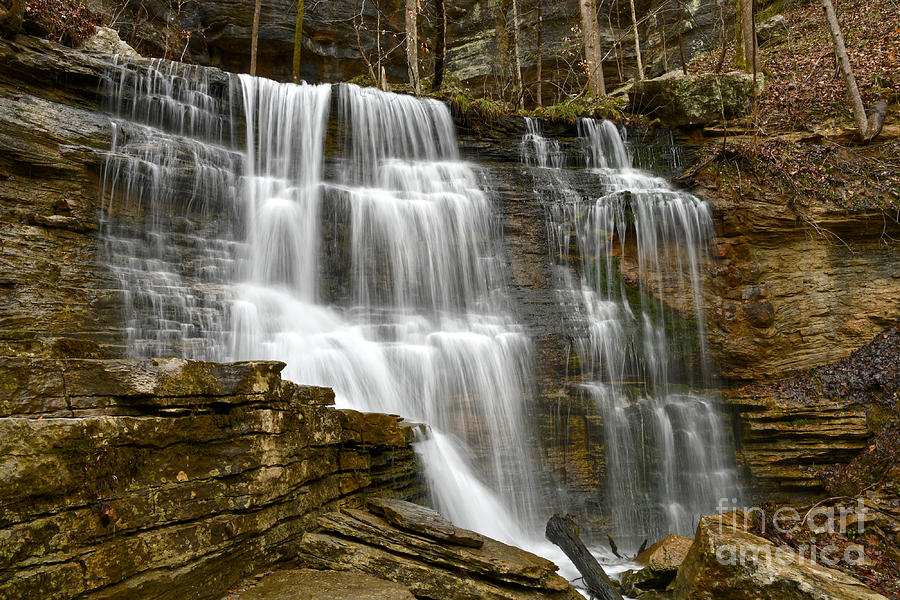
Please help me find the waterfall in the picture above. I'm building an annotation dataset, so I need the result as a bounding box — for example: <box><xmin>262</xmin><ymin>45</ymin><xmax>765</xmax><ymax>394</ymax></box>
<box><xmin>522</xmin><ymin>117</ymin><xmax>741</xmax><ymax>546</ymax></box>
<box><xmin>99</xmin><ymin>64</ymin><xmax>542</xmax><ymax>547</ymax></box>
<box><xmin>96</xmin><ymin>54</ymin><xmax>740</xmax><ymax>568</ymax></box>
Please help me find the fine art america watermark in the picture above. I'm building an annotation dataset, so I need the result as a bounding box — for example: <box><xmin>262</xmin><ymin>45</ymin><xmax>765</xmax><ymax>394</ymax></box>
<box><xmin>714</xmin><ymin>498</ymin><xmax>868</xmax><ymax>567</ymax></box>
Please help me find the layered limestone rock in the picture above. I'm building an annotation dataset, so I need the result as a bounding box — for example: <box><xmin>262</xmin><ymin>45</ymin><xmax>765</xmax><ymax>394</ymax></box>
<box><xmin>298</xmin><ymin>499</ymin><xmax>582</xmax><ymax>600</ymax></box>
<box><xmin>725</xmin><ymin>394</ymin><xmax>869</xmax><ymax>500</ymax></box>
<box><xmin>0</xmin><ymin>358</ymin><xmax>423</xmax><ymax>599</ymax></box>
<box><xmin>0</xmin><ymin>36</ymin><xmax>122</xmax><ymax>358</ymax></box>
<box><xmin>673</xmin><ymin>512</ymin><xmax>889</xmax><ymax>600</ymax></box>
<box><xmin>724</xmin><ymin>327</ymin><xmax>898</xmax><ymax>501</ymax></box>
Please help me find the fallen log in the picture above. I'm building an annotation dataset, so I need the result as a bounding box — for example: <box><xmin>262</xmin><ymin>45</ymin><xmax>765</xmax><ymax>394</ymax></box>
<box><xmin>545</xmin><ymin>514</ymin><xmax>623</xmax><ymax>600</ymax></box>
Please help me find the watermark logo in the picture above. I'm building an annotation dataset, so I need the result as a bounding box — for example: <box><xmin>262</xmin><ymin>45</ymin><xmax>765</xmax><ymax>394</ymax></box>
<box><xmin>713</xmin><ymin>498</ymin><xmax>869</xmax><ymax>568</ymax></box>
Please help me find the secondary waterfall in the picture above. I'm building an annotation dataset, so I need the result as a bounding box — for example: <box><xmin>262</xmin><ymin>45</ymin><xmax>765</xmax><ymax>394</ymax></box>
<box><xmin>99</xmin><ymin>62</ymin><xmax>541</xmax><ymax>546</ymax></box>
<box><xmin>522</xmin><ymin>117</ymin><xmax>741</xmax><ymax>546</ymax></box>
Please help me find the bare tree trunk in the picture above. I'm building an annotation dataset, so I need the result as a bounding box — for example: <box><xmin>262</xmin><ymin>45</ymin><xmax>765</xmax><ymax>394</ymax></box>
<box><xmin>354</xmin><ymin>0</ymin><xmax>379</xmax><ymax>83</ymax></box>
<box><xmin>545</xmin><ymin>515</ymin><xmax>623</xmax><ymax>600</ymax></box>
<box><xmin>405</xmin><ymin>0</ymin><xmax>420</xmax><ymax>95</ymax></box>
<box><xmin>659</xmin><ymin>15</ymin><xmax>669</xmax><ymax>71</ymax></box>
<box><xmin>511</xmin><ymin>0</ymin><xmax>525</xmax><ymax>108</ymax></box>
<box><xmin>536</xmin><ymin>0</ymin><xmax>543</xmax><ymax>105</ymax></box>
<box><xmin>0</xmin><ymin>0</ymin><xmax>25</xmax><ymax>38</ymax></box>
<box><xmin>737</xmin><ymin>0</ymin><xmax>758</xmax><ymax>72</ymax></box>
<box><xmin>376</xmin><ymin>3</ymin><xmax>382</xmax><ymax>87</ymax></box>
<box><xmin>250</xmin><ymin>0</ymin><xmax>262</xmax><ymax>75</ymax></box>
<box><xmin>579</xmin><ymin>0</ymin><xmax>606</xmax><ymax>97</ymax></box>
<box><xmin>820</xmin><ymin>0</ymin><xmax>885</xmax><ymax>141</ymax></box>
<box><xmin>676</xmin><ymin>0</ymin><xmax>688</xmax><ymax>74</ymax></box>
<box><xmin>432</xmin><ymin>0</ymin><xmax>446</xmax><ymax>91</ymax></box>
<box><xmin>715</xmin><ymin>0</ymin><xmax>727</xmax><ymax>73</ymax></box>
<box><xmin>292</xmin><ymin>0</ymin><xmax>304</xmax><ymax>82</ymax></box>
<box><xmin>629</xmin><ymin>0</ymin><xmax>644</xmax><ymax>79</ymax></box>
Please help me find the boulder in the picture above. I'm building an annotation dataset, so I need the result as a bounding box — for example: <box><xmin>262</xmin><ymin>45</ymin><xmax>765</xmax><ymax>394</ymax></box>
<box><xmin>622</xmin><ymin>533</ymin><xmax>695</xmax><ymax>593</ymax></box>
<box><xmin>237</xmin><ymin>569</ymin><xmax>416</xmax><ymax>600</ymax></box>
<box><xmin>81</xmin><ymin>26</ymin><xmax>141</xmax><ymax>59</ymax></box>
<box><xmin>637</xmin><ymin>534</ymin><xmax>694</xmax><ymax>574</ymax></box>
<box><xmin>757</xmin><ymin>15</ymin><xmax>788</xmax><ymax>45</ymax></box>
<box><xmin>673</xmin><ymin>512</ymin><xmax>889</xmax><ymax>600</ymax></box>
<box><xmin>299</xmin><ymin>503</ymin><xmax>582</xmax><ymax>600</ymax></box>
<box><xmin>628</xmin><ymin>71</ymin><xmax>764</xmax><ymax>127</ymax></box>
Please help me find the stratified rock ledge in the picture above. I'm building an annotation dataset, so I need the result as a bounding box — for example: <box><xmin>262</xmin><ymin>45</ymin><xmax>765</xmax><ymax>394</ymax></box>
<box><xmin>299</xmin><ymin>499</ymin><xmax>582</xmax><ymax>600</ymax></box>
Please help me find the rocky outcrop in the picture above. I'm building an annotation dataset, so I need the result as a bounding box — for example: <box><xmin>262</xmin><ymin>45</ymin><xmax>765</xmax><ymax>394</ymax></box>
<box><xmin>725</xmin><ymin>327</ymin><xmax>898</xmax><ymax>501</ymax></box>
<box><xmin>673</xmin><ymin>512</ymin><xmax>888</xmax><ymax>600</ymax></box>
<box><xmin>726</xmin><ymin>393</ymin><xmax>870</xmax><ymax>500</ymax></box>
<box><xmin>80</xmin><ymin>26</ymin><xmax>141</xmax><ymax>58</ymax></box>
<box><xmin>701</xmin><ymin>181</ymin><xmax>899</xmax><ymax>383</ymax></box>
<box><xmin>299</xmin><ymin>499</ymin><xmax>581</xmax><ymax>600</ymax></box>
<box><xmin>0</xmin><ymin>357</ymin><xmax>423</xmax><ymax>599</ymax></box>
<box><xmin>0</xmin><ymin>36</ymin><xmax>124</xmax><ymax>358</ymax></box>
<box><xmin>629</xmin><ymin>71</ymin><xmax>764</xmax><ymax>127</ymax></box>
<box><xmin>756</xmin><ymin>15</ymin><xmax>788</xmax><ymax>46</ymax></box>
<box><xmin>620</xmin><ymin>534</ymin><xmax>693</xmax><ymax>596</ymax></box>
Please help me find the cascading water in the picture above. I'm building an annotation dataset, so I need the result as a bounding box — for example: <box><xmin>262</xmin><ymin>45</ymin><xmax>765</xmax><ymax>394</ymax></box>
<box><xmin>98</xmin><ymin>54</ymin><xmax>740</xmax><ymax>581</ymax></box>
<box><xmin>99</xmin><ymin>62</ymin><xmax>543</xmax><ymax>547</ymax></box>
<box><xmin>522</xmin><ymin>117</ymin><xmax>741</xmax><ymax>546</ymax></box>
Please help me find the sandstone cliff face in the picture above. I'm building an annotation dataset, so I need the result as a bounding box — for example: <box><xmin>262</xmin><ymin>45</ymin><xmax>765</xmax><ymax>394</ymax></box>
<box><xmin>0</xmin><ymin>358</ymin><xmax>423</xmax><ymax>599</ymax></box>
<box><xmin>703</xmin><ymin>188</ymin><xmax>899</xmax><ymax>383</ymax></box>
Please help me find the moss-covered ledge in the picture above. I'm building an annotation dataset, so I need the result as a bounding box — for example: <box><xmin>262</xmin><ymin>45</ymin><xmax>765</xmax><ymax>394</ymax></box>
<box><xmin>0</xmin><ymin>358</ymin><xmax>424</xmax><ymax>600</ymax></box>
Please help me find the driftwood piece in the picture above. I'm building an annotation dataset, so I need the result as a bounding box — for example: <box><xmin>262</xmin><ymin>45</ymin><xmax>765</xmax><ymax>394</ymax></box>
<box><xmin>545</xmin><ymin>514</ymin><xmax>623</xmax><ymax>600</ymax></box>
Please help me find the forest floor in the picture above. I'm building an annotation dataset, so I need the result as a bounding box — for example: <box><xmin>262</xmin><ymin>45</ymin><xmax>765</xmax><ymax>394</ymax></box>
<box><xmin>684</xmin><ymin>0</ymin><xmax>900</xmax><ymax>211</ymax></box>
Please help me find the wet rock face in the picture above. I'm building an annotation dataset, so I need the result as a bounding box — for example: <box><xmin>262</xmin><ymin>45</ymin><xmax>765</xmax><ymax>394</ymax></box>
<box><xmin>0</xmin><ymin>357</ymin><xmax>423</xmax><ymax>600</ymax></box>
<box><xmin>673</xmin><ymin>512</ymin><xmax>889</xmax><ymax>600</ymax></box>
<box><xmin>237</xmin><ymin>569</ymin><xmax>417</xmax><ymax>600</ymax></box>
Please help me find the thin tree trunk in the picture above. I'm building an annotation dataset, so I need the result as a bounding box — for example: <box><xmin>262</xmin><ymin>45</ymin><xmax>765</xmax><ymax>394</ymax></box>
<box><xmin>250</xmin><ymin>0</ymin><xmax>262</xmax><ymax>76</ymax></box>
<box><xmin>545</xmin><ymin>515</ymin><xmax>623</xmax><ymax>600</ymax></box>
<box><xmin>432</xmin><ymin>0</ymin><xmax>446</xmax><ymax>91</ymax></box>
<box><xmin>660</xmin><ymin>16</ymin><xmax>669</xmax><ymax>71</ymax></box>
<box><xmin>739</xmin><ymin>0</ymin><xmax>758</xmax><ymax>72</ymax></box>
<box><xmin>536</xmin><ymin>0</ymin><xmax>543</xmax><ymax>105</ymax></box>
<box><xmin>820</xmin><ymin>0</ymin><xmax>885</xmax><ymax>141</ymax></box>
<box><xmin>376</xmin><ymin>3</ymin><xmax>382</xmax><ymax>88</ymax></box>
<box><xmin>354</xmin><ymin>0</ymin><xmax>379</xmax><ymax>84</ymax></box>
<box><xmin>676</xmin><ymin>0</ymin><xmax>688</xmax><ymax>74</ymax></box>
<box><xmin>405</xmin><ymin>0</ymin><xmax>420</xmax><ymax>94</ymax></box>
<box><xmin>511</xmin><ymin>0</ymin><xmax>525</xmax><ymax>108</ymax></box>
<box><xmin>629</xmin><ymin>0</ymin><xmax>644</xmax><ymax>79</ymax></box>
<box><xmin>579</xmin><ymin>0</ymin><xmax>606</xmax><ymax>97</ymax></box>
<box><xmin>292</xmin><ymin>0</ymin><xmax>304</xmax><ymax>82</ymax></box>
<box><xmin>715</xmin><ymin>0</ymin><xmax>727</xmax><ymax>73</ymax></box>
